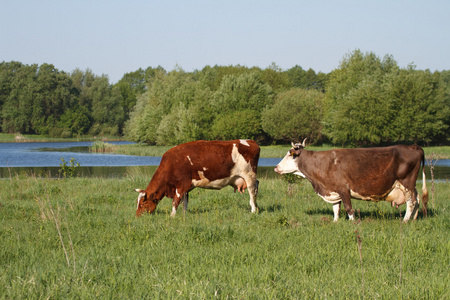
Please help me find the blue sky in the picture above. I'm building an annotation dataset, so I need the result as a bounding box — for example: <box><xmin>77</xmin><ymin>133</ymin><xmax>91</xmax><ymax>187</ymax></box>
<box><xmin>1</xmin><ymin>0</ymin><xmax>449</xmax><ymax>83</ymax></box>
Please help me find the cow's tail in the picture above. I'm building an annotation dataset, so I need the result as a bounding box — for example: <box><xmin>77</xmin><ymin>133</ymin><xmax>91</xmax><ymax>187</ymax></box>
<box><xmin>421</xmin><ymin>154</ymin><xmax>429</xmax><ymax>217</ymax></box>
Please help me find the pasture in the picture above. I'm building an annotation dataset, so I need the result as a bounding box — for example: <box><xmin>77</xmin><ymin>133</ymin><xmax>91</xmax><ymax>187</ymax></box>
<box><xmin>0</xmin><ymin>171</ymin><xmax>448</xmax><ymax>299</ymax></box>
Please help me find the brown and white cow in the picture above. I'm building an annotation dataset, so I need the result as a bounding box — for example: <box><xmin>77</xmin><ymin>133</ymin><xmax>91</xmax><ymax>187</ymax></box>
<box><xmin>135</xmin><ymin>139</ymin><xmax>260</xmax><ymax>217</ymax></box>
<box><xmin>274</xmin><ymin>139</ymin><xmax>428</xmax><ymax>222</ymax></box>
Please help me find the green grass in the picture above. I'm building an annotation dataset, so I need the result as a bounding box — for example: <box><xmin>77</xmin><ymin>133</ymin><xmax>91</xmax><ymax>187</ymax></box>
<box><xmin>89</xmin><ymin>141</ymin><xmax>120</xmax><ymax>153</ymax></box>
<box><xmin>424</xmin><ymin>146</ymin><xmax>450</xmax><ymax>159</ymax></box>
<box><xmin>1</xmin><ymin>172</ymin><xmax>448</xmax><ymax>299</ymax></box>
<box><xmin>260</xmin><ymin>144</ymin><xmax>337</xmax><ymax>158</ymax></box>
<box><xmin>105</xmin><ymin>143</ymin><xmax>173</xmax><ymax>157</ymax></box>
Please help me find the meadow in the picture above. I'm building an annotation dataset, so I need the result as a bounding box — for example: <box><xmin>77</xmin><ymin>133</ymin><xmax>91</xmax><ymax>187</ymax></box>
<box><xmin>0</xmin><ymin>169</ymin><xmax>448</xmax><ymax>299</ymax></box>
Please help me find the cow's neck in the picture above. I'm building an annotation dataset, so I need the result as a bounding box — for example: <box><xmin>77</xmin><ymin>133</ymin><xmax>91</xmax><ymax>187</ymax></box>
<box><xmin>146</xmin><ymin>173</ymin><xmax>171</xmax><ymax>202</ymax></box>
<box><xmin>297</xmin><ymin>150</ymin><xmax>322</xmax><ymax>182</ymax></box>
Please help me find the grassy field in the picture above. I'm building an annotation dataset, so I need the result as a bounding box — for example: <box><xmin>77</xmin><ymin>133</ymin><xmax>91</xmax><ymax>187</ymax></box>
<box><xmin>0</xmin><ymin>171</ymin><xmax>448</xmax><ymax>299</ymax></box>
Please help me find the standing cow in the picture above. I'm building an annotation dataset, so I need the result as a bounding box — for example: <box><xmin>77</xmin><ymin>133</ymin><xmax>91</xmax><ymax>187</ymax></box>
<box><xmin>274</xmin><ymin>139</ymin><xmax>428</xmax><ymax>222</ymax></box>
<box><xmin>135</xmin><ymin>139</ymin><xmax>260</xmax><ymax>217</ymax></box>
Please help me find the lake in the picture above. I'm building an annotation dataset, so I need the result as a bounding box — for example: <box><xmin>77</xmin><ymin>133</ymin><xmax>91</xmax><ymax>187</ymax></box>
<box><xmin>0</xmin><ymin>141</ymin><xmax>448</xmax><ymax>180</ymax></box>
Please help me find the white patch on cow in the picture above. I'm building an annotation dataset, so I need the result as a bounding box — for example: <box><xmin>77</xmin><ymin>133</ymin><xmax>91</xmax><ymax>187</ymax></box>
<box><xmin>176</xmin><ymin>189</ymin><xmax>181</xmax><ymax>198</ymax></box>
<box><xmin>192</xmin><ymin>171</ymin><xmax>234</xmax><ymax>189</ymax></box>
<box><xmin>240</xmin><ymin>139</ymin><xmax>250</xmax><ymax>146</ymax></box>
<box><xmin>203</xmin><ymin>167</ymin><xmax>208</xmax><ymax>171</ymax></box>
<box><xmin>231</xmin><ymin>144</ymin><xmax>239</xmax><ymax>163</ymax></box>
<box><xmin>350</xmin><ymin>181</ymin><xmax>409</xmax><ymax>204</ymax></box>
<box><xmin>274</xmin><ymin>151</ymin><xmax>306</xmax><ymax>178</ymax></box>
<box><xmin>350</xmin><ymin>190</ymin><xmax>373</xmax><ymax>201</ymax></box>
<box><xmin>136</xmin><ymin>191</ymin><xmax>146</xmax><ymax>210</ymax></box>
<box><xmin>332</xmin><ymin>203</ymin><xmax>341</xmax><ymax>222</ymax></box>
<box><xmin>317</xmin><ymin>191</ymin><xmax>341</xmax><ymax>204</ymax></box>
<box><xmin>192</xmin><ymin>171</ymin><xmax>209</xmax><ymax>187</ymax></box>
<box><xmin>332</xmin><ymin>151</ymin><xmax>338</xmax><ymax>165</ymax></box>
<box><xmin>191</xmin><ymin>147</ymin><xmax>256</xmax><ymax>192</ymax></box>
<box><xmin>293</xmin><ymin>170</ymin><xmax>306</xmax><ymax>178</ymax></box>
<box><xmin>171</xmin><ymin>206</ymin><xmax>177</xmax><ymax>217</ymax></box>
<box><xmin>186</xmin><ymin>155</ymin><xmax>193</xmax><ymax>165</ymax></box>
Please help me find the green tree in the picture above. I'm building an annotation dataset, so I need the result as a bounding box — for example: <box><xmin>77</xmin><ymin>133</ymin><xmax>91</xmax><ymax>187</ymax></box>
<box><xmin>197</xmin><ymin>65</ymin><xmax>257</xmax><ymax>91</ymax></box>
<box><xmin>32</xmin><ymin>64</ymin><xmax>76</xmax><ymax>134</ymax></box>
<box><xmin>260</xmin><ymin>63</ymin><xmax>289</xmax><ymax>91</ymax></box>
<box><xmin>210</xmin><ymin>72</ymin><xmax>273</xmax><ymax>141</ymax></box>
<box><xmin>211</xmin><ymin>110</ymin><xmax>262</xmax><ymax>140</ymax></box>
<box><xmin>262</xmin><ymin>88</ymin><xmax>325</xmax><ymax>143</ymax></box>
<box><xmin>285</xmin><ymin>65</ymin><xmax>328</xmax><ymax>91</ymax></box>
<box><xmin>384</xmin><ymin>67</ymin><xmax>449</xmax><ymax>144</ymax></box>
<box><xmin>88</xmin><ymin>76</ymin><xmax>125</xmax><ymax>135</ymax></box>
<box><xmin>324</xmin><ymin>50</ymin><xmax>399</xmax><ymax>145</ymax></box>
<box><xmin>212</xmin><ymin>72</ymin><xmax>273</xmax><ymax>115</ymax></box>
<box><xmin>59</xmin><ymin>107</ymin><xmax>91</xmax><ymax>136</ymax></box>
<box><xmin>1</xmin><ymin>64</ymin><xmax>37</xmax><ymax>133</ymax></box>
<box><xmin>125</xmin><ymin>68</ymin><xmax>213</xmax><ymax>144</ymax></box>
<box><xmin>115</xmin><ymin>66</ymin><xmax>166</xmax><ymax>117</ymax></box>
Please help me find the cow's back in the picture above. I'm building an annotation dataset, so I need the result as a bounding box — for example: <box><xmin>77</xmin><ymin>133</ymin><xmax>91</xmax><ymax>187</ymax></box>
<box><xmin>159</xmin><ymin>139</ymin><xmax>260</xmax><ymax>183</ymax></box>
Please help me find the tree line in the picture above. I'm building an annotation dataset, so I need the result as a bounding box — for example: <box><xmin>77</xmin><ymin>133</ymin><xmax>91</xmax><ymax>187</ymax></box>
<box><xmin>1</xmin><ymin>50</ymin><xmax>449</xmax><ymax>146</ymax></box>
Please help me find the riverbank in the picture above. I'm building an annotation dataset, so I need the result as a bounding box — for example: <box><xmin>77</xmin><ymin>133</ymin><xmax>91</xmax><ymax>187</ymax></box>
<box><xmin>104</xmin><ymin>142</ymin><xmax>450</xmax><ymax>159</ymax></box>
<box><xmin>0</xmin><ymin>133</ymin><xmax>124</xmax><ymax>143</ymax></box>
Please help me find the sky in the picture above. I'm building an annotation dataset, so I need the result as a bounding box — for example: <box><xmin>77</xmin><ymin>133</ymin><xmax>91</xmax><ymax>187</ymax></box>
<box><xmin>1</xmin><ymin>0</ymin><xmax>449</xmax><ymax>83</ymax></box>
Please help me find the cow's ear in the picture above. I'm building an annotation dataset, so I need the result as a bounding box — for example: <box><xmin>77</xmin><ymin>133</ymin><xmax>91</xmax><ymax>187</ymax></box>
<box><xmin>134</xmin><ymin>189</ymin><xmax>146</xmax><ymax>194</ymax></box>
<box><xmin>291</xmin><ymin>149</ymin><xmax>302</xmax><ymax>157</ymax></box>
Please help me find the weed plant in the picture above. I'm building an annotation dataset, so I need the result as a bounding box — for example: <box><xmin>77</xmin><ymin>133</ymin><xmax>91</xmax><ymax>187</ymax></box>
<box><xmin>0</xmin><ymin>173</ymin><xmax>448</xmax><ymax>299</ymax></box>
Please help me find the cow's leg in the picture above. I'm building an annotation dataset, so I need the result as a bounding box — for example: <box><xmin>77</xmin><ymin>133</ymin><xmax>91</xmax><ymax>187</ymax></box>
<box><xmin>247</xmin><ymin>179</ymin><xmax>259</xmax><ymax>213</ymax></box>
<box><xmin>182</xmin><ymin>192</ymin><xmax>189</xmax><ymax>214</ymax></box>
<box><xmin>332</xmin><ymin>202</ymin><xmax>341</xmax><ymax>222</ymax></box>
<box><xmin>403</xmin><ymin>189</ymin><xmax>418</xmax><ymax>222</ymax></box>
<box><xmin>412</xmin><ymin>189</ymin><xmax>420</xmax><ymax>220</ymax></box>
<box><xmin>171</xmin><ymin>198</ymin><xmax>180</xmax><ymax>217</ymax></box>
<box><xmin>340</xmin><ymin>192</ymin><xmax>355</xmax><ymax>220</ymax></box>
<box><xmin>171</xmin><ymin>188</ymin><xmax>185</xmax><ymax>217</ymax></box>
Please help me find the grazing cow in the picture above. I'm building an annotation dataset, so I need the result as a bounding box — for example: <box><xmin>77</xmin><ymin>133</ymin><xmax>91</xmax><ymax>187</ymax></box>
<box><xmin>135</xmin><ymin>139</ymin><xmax>260</xmax><ymax>217</ymax></box>
<box><xmin>274</xmin><ymin>139</ymin><xmax>428</xmax><ymax>222</ymax></box>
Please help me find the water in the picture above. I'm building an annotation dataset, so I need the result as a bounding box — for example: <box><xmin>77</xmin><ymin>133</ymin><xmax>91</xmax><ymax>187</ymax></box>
<box><xmin>0</xmin><ymin>142</ymin><xmax>448</xmax><ymax>180</ymax></box>
<box><xmin>0</xmin><ymin>141</ymin><xmax>159</xmax><ymax>167</ymax></box>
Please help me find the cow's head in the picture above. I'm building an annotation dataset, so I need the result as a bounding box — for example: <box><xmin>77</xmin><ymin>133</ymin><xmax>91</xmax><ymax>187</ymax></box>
<box><xmin>274</xmin><ymin>138</ymin><xmax>306</xmax><ymax>177</ymax></box>
<box><xmin>134</xmin><ymin>189</ymin><xmax>158</xmax><ymax>217</ymax></box>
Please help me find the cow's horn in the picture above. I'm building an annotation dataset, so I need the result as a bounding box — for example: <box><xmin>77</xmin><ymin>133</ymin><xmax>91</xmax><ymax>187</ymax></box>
<box><xmin>291</xmin><ymin>141</ymin><xmax>296</xmax><ymax>148</ymax></box>
<box><xmin>302</xmin><ymin>138</ymin><xmax>307</xmax><ymax>147</ymax></box>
